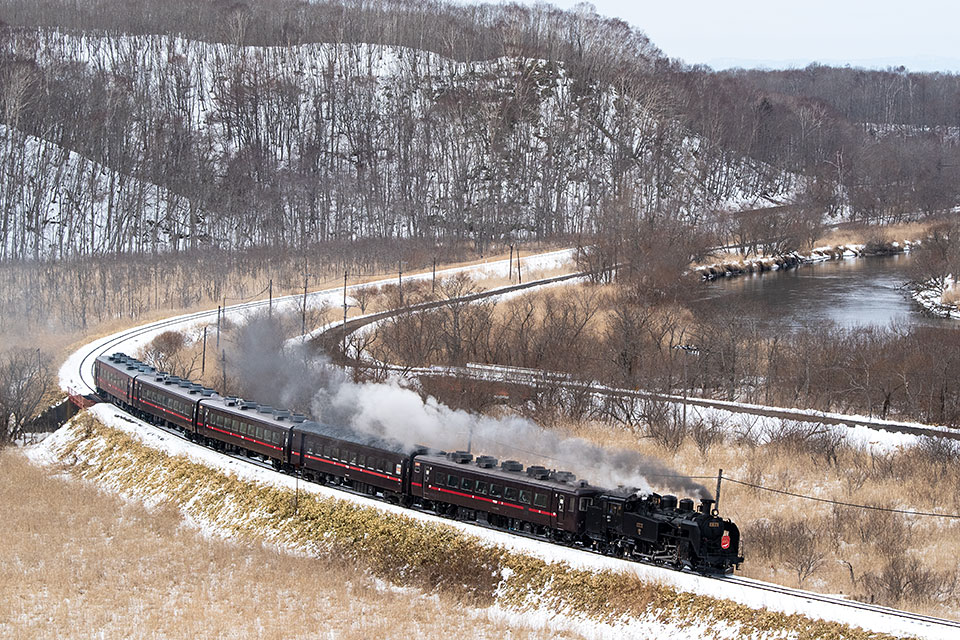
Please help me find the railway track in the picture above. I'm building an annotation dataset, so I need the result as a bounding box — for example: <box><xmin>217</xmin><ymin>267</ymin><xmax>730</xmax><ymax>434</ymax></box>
<box><xmin>60</xmin><ymin>250</ymin><xmax>960</xmax><ymax>638</ymax></box>
<box><xmin>719</xmin><ymin>574</ymin><xmax>960</xmax><ymax>633</ymax></box>
<box><xmin>320</xmin><ymin>299</ymin><xmax>960</xmax><ymax>444</ymax></box>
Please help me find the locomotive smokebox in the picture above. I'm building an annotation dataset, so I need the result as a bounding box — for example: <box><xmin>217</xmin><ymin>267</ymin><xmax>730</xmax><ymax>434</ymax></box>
<box><xmin>698</xmin><ymin>498</ymin><xmax>715</xmax><ymax>514</ymax></box>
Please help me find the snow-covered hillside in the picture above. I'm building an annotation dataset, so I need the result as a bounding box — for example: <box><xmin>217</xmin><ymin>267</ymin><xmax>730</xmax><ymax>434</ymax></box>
<box><xmin>0</xmin><ymin>124</ymin><xmax>184</xmax><ymax>259</ymax></box>
<box><xmin>0</xmin><ymin>30</ymin><xmax>802</xmax><ymax>258</ymax></box>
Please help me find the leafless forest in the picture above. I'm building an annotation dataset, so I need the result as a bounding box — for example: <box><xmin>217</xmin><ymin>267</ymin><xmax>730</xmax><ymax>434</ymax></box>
<box><xmin>2</xmin><ymin>0</ymin><xmax>960</xmax><ymax>440</ymax></box>
<box><xmin>1</xmin><ymin>0</ymin><xmax>958</xmax><ymax>263</ymax></box>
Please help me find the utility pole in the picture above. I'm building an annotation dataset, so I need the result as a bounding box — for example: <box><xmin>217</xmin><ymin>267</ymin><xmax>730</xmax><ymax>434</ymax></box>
<box><xmin>268</xmin><ymin>279</ymin><xmax>273</xmax><ymax>317</ymax></box>
<box><xmin>216</xmin><ymin>305</ymin><xmax>221</xmax><ymax>348</ymax></box>
<box><xmin>301</xmin><ymin>274</ymin><xmax>308</xmax><ymax>336</ymax></box>
<box><xmin>516</xmin><ymin>245</ymin><xmax>521</xmax><ymax>284</ymax></box>
<box><xmin>715</xmin><ymin>469</ymin><xmax>723</xmax><ymax>514</ymax></box>
<box><xmin>398</xmin><ymin>259</ymin><xmax>403</xmax><ymax>305</ymax></box>
<box><xmin>201</xmin><ymin>326</ymin><xmax>207</xmax><ymax>376</ymax></box>
<box><xmin>508</xmin><ymin>244</ymin><xmax>514</xmax><ymax>282</ymax></box>
<box><xmin>220</xmin><ymin>350</ymin><xmax>227</xmax><ymax>392</ymax></box>
<box><xmin>682</xmin><ymin>354</ymin><xmax>687</xmax><ymax>432</ymax></box>
<box><xmin>342</xmin><ymin>270</ymin><xmax>348</xmax><ymax>354</ymax></box>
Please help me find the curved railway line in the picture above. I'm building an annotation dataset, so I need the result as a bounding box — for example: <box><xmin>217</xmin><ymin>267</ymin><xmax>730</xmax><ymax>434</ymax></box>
<box><xmin>60</xmin><ymin>250</ymin><xmax>960</xmax><ymax>638</ymax></box>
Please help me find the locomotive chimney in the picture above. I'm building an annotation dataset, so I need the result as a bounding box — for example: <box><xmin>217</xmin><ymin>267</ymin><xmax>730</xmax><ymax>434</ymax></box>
<box><xmin>699</xmin><ymin>498</ymin><xmax>715</xmax><ymax>515</ymax></box>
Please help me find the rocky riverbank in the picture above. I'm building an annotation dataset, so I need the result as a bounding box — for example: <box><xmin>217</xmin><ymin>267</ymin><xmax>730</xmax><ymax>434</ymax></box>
<box><xmin>697</xmin><ymin>241</ymin><xmax>916</xmax><ymax>281</ymax></box>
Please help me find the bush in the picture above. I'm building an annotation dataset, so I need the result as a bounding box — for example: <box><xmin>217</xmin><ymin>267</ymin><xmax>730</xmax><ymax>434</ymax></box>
<box><xmin>861</xmin><ymin>554</ymin><xmax>957</xmax><ymax>607</ymax></box>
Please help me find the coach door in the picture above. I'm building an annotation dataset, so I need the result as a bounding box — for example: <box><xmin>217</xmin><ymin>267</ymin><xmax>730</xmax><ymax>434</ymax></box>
<box><xmin>554</xmin><ymin>493</ymin><xmax>570</xmax><ymax>531</ymax></box>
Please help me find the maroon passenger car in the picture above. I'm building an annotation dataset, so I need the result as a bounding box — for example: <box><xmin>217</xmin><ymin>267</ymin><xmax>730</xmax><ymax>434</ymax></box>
<box><xmin>94</xmin><ymin>353</ymin><xmax>146</xmax><ymax>407</ymax></box>
<box><xmin>412</xmin><ymin>451</ymin><xmax>600</xmax><ymax>539</ymax></box>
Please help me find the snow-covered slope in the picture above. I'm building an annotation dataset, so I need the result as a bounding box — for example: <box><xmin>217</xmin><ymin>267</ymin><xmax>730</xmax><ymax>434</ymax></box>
<box><xmin>0</xmin><ymin>124</ymin><xmax>185</xmax><ymax>259</ymax></box>
<box><xmin>2</xmin><ymin>30</ymin><xmax>803</xmax><ymax>258</ymax></box>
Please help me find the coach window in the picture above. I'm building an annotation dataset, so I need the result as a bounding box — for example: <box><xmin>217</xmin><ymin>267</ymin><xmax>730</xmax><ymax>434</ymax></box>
<box><xmin>461</xmin><ymin>478</ymin><xmax>474</xmax><ymax>492</ymax></box>
<box><xmin>376</xmin><ymin>459</ymin><xmax>385</xmax><ymax>472</ymax></box>
<box><xmin>518</xmin><ymin>490</ymin><xmax>531</xmax><ymax>505</ymax></box>
<box><xmin>504</xmin><ymin>487</ymin><xmax>518</xmax><ymax>502</ymax></box>
<box><xmin>349</xmin><ymin>452</ymin><xmax>358</xmax><ymax>464</ymax></box>
<box><xmin>534</xmin><ymin>493</ymin><xmax>549</xmax><ymax>508</ymax></box>
<box><xmin>255</xmin><ymin>426</ymin><xmax>264</xmax><ymax>440</ymax></box>
<box><xmin>475</xmin><ymin>481</ymin><xmax>488</xmax><ymax>495</ymax></box>
<box><xmin>489</xmin><ymin>484</ymin><xmax>502</xmax><ymax>498</ymax></box>
<box><xmin>331</xmin><ymin>447</ymin><xmax>339</xmax><ymax>460</ymax></box>
<box><xmin>446</xmin><ymin>474</ymin><xmax>459</xmax><ymax>488</ymax></box>
<box><xmin>579</xmin><ymin>497</ymin><xmax>593</xmax><ymax>511</ymax></box>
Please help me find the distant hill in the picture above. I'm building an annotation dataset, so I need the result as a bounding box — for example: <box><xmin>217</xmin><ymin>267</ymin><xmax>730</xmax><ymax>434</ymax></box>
<box><xmin>0</xmin><ymin>0</ymin><xmax>956</xmax><ymax>260</ymax></box>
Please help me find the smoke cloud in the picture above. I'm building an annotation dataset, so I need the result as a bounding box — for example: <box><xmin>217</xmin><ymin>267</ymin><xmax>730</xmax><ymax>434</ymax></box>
<box><xmin>226</xmin><ymin>311</ymin><xmax>711</xmax><ymax>499</ymax></box>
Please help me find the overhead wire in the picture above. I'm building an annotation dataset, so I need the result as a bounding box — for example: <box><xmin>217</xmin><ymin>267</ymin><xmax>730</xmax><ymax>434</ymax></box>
<box><xmin>721</xmin><ymin>476</ymin><xmax>960</xmax><ymax>520</ymax></box>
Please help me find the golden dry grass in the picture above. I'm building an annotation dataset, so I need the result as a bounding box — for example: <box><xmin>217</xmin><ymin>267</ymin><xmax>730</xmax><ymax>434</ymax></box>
<box><xmin>8</xmin><ymin>416</ymin><xmax>904</xmax><ymax>640</ymax></box>
<box><xmin>815</xmin><ymin>221</ymin><xmax>936</xmax><ymax>247</ymax></box>
<box><xmin>941</xmin><ymin>283</ymin><xmax>960</xmax><ymax>307</ymax></box>
<box><xmin>0</xmin><ymin>447</ymin><xmax>588</xmax><ymax>640</ymax></box>
<box><xmin>553</xmin><ymin>414</ymin><xmax>960</xmax><ymax>619</ymax></box>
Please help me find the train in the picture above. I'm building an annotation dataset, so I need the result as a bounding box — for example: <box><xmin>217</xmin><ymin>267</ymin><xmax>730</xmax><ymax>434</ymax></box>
<box><xmin>94</xmin><ymin>352</ymin><xmax>743</xmax><ymax>573</ymax></box>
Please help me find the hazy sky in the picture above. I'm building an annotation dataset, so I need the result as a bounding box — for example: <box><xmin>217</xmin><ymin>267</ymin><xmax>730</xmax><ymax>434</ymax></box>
<box><xmin>500</xmin><ymin>1</ymin><xmax>960</xmax><ymax>72</ymax></box>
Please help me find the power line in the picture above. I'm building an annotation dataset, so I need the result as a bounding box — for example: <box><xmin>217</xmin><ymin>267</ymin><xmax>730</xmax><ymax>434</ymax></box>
<box><xmin>722</xmin><ymin>476</ymin><xmax>960</xmax><ymax>520</ymax></box>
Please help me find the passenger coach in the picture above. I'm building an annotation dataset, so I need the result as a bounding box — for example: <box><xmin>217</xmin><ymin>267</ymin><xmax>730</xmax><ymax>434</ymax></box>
<box><xmin>412</xmin><ymin>451</ymin><xmax>600</xmax><ymax>540</ymax></box>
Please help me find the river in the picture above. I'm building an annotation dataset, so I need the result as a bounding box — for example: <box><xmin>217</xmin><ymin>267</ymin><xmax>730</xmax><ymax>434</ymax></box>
<box><xmin>695</xmin><ymin>253</ymin><xmax>950</xmax><ymax>331</ymax></box>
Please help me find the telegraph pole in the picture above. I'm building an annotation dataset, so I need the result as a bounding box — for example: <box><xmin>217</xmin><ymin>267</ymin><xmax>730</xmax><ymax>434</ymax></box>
<box><xmin>715</xmin><ymin>469</ymin><xmax>723</xmax><ymax>514</ymax></box>
<box><xmin>516</xmin><ymin>245</ymin><xmax>521</xmax><ymax>284</ymax></box>
<box><xmin>268</xmin><ymin>279</ymin><xmax>273</xmax><ymax>317</ymax></box>
<box><xmin>342</xmin><ymin>270</ymin><xmax>349</xmax><ymax>354</ymax></box>
<box><xmin>301</xmin><ymin>275</ymin><xmax>308</xmax><ymax>336</ymax></box>
<box><xmin>201</xmin><ymin>327</ymin><xmax>207</xmax><ymax>376</ymax></box>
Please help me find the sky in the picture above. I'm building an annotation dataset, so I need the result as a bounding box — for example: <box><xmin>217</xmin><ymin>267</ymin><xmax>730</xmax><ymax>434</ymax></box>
<box><xmin>497</xmin><ymin>1</ymin><xmax>960</xmax><ymax>73</ymax></box>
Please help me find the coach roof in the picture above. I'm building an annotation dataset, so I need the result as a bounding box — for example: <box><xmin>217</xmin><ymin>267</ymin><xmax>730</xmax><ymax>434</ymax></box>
<box><xmin>294</xmin><ymin>420</ymin><xmax>408</xmax><ymax>454</ymax></box>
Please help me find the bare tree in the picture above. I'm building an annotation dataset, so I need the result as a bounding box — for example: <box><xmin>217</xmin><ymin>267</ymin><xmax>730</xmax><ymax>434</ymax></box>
<box><xmin>0</xmin><ymin>347</ymin><xmax>51</xmax><ymax>445</ymax></box>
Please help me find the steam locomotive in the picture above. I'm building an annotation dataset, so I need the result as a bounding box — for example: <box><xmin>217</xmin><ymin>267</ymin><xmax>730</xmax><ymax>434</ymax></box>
<box><xmin>94</xmin><ymin>352</ymin><xmax>743</xmax><ymax>573</ymax></box>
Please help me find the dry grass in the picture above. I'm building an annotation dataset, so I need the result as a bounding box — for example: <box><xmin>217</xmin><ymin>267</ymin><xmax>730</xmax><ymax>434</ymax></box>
<box><xmin>815</xmin><ymin>220</ymin><xmax>936</xmax><ymax>247</ymax></box>
<box><xmin>941</xmin><ymin>283</ymin><xmax>960</xmax><ymax>307</ymax></box>
<box><xmin>5</xmin><ymin>415</ymin><xmax>905</xmax><ymax>640</ymax></box>
<box><xmin>0</xmin><ymin>243</ymin><xmax>572</xmax><ymax>365</ymax></box>
<box><xmin>0</xmin><ymin>447</ymin><xmax>587</xmax><ymax>640</ymax></box>
<box><xmin>553</xmin><ymin>413</ymin><xmax>960</xmax><ymax>619</ymax></box>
